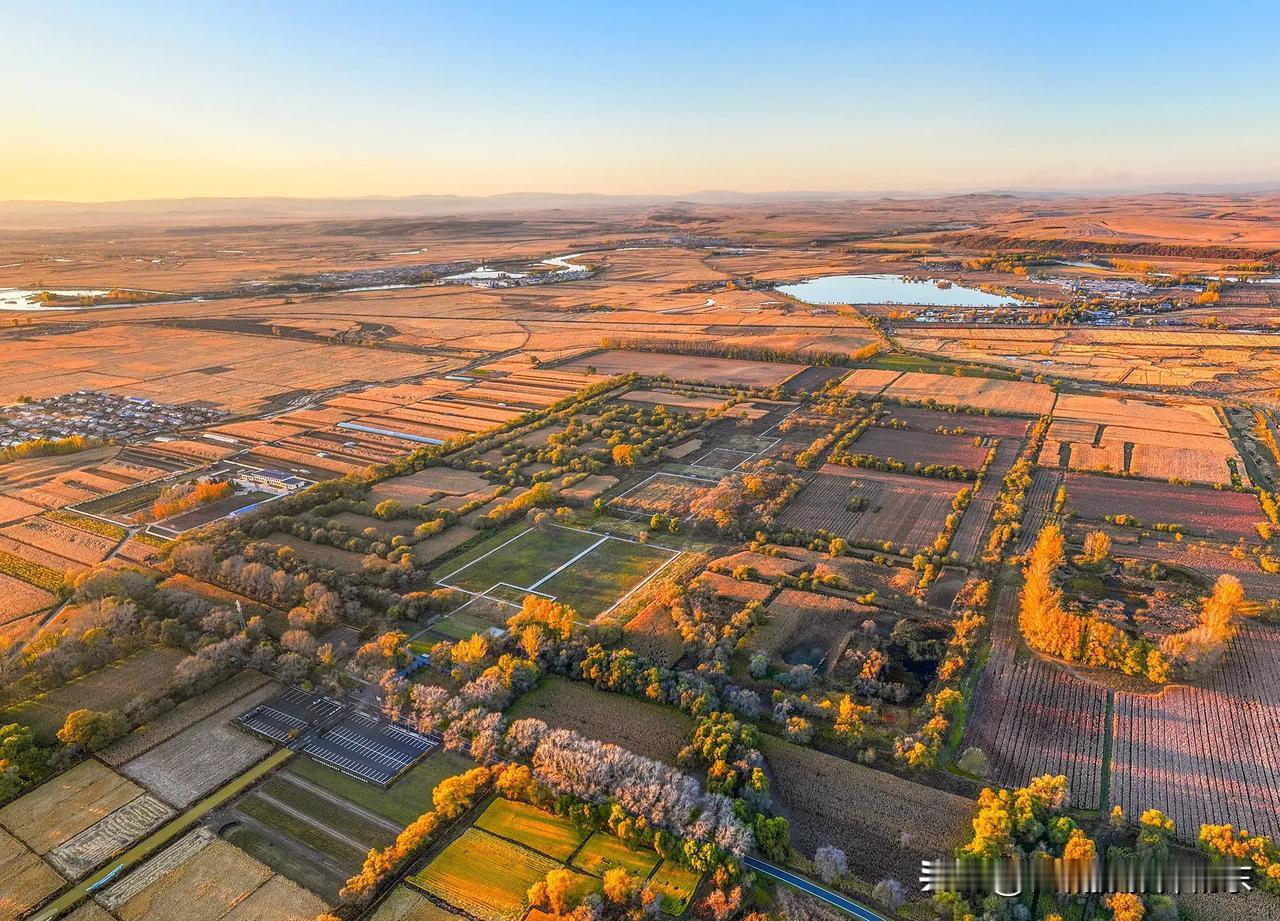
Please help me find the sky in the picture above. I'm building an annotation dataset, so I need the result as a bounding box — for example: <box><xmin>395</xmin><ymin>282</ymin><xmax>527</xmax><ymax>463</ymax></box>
<box><xmin>3</xmin><ymin>0</ymin><xmax>1279</xmax><ymax>201</ymax></box>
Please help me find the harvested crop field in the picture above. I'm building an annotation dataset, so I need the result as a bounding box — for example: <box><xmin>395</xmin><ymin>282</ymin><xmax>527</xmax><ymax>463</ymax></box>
<box><xmin>0</xmin><ymin>827</ymin><xmax>65</xmax><ymax>921</ymax></box>
<box><xmin>371</xmin><ymin>467</ymin><xmax>492</xmax><ymax>504</ymax></box>
<box><xmin>963</xmin><ymin>584</ymin><xmax>1108</xmax><ymax>808</ymax></box>
<box><xmin>623</xmin><ymin>389</ymin><xmax>726</xmax><ymax>412</ymax></box>
<box><xmin>760</xmin><ymin>735</ymin><xmax>971</xmax><ymax>884</ymax></box>
<box><xmin>121</xmin><ymin>691</ymin><xmax>276</xmax><ymax>807</ymax></box>
<box><xmin>852</xmin><ymin>426</ymin><xmax>991</xmax><ymax>469</ymax></box>
<box><xmin>410</xmin><ymin>525</ymin><xmax>479</xmax><ymax>564</ymax></box>
<box><xmin>0</xmin><ymin>759</ymin><xmax>144</xmax><ymax>855</ymax></box>
<box><xmin>883</xmin><ymin>372</ymin><xmax>1055</xmax><ymax>415</ymax></box>
<box><xmin>109</xmin><ymin>836</ymin><xmax>329</xmax><ymax>921</ymax></box>
<box><xmin>621</xmin><ymin>602</ymin><xmax>684</xmax><ymax>667</ymax></box>
<box><xmin>709</xmin><ymin>549</ymin><xmax>806</xmax><ymax>580</ymax></box>
<box><xmin>101</xmin><ymin>670</ymin><xmax>277</xmax><ymax>766</ymax></box>
<box><xmin>410</xmin><ymin>827</ymin><xmax>562</xmax><ymax>921</ymax></box>
<box><xmin>0</xmin><ymin>516</ymin><xmax>117</xmax><ymax>566</ymax></box>
<box><xmin>1062</xmin><ymin>472</ymin><xmax>1262</xmax><ymax>542</ymax></box>
<box><xmin>45</xmin><ymin>793</ymin><xmax>174</xmax><ymax>879</ymax></box>
<box><xmin>1110</xmin><ymin>623</ymin><xmax>1280</xmax><ymax>842</ymax></box>
<box><xmin>507</xmin><ymin>676</ymin><xmax>691</xmax><ymax>765</ymax></box>
<box><xmin>876</xmin><ymin>404</ymin><xmax>1030</xmax><ymax>438</ymax></box>
<box><xmin>776</xmin><ymin>466</ymin><xmax>962</xmax><ymax>550</ymax></box>
<box><xmin>560</xmin><ymin>350</ymin><xmax>806</xmax><ymax>387</ymax></box>
<box><xmin>269</xmin><ymin>533</ymin><xmax>365</xmax><ymax>573</ymax></box>
<box><xmin>838</xmin><ymin>368</ymin><xmax>901</xmax><ymax>394</ymax></box>
<box><xmin>2</xmin><ymin>646</ymin><xmax>187</xmax><ymax>741</ymax></box>
<box><xmin>0</xmin><ymin>571</ymin><xmax>56</xmax><ymax>622</ymax></box>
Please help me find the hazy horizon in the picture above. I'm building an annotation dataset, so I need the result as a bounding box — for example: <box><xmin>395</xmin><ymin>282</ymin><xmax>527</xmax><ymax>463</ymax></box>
<box><xmin>4</xmin><ymin>0</ymin><xmax>1278</xmax><ymax>202</ymax></box>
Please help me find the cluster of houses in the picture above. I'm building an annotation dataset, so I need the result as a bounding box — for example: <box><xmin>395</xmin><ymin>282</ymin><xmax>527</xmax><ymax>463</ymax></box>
<box><xmin>0</xmin><ymin>391</ymin><xmax>224</xmax><ymax>448</ymax></box>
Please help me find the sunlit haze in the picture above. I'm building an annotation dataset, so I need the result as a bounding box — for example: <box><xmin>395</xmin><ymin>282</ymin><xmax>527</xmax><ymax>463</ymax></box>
<box><xmin>4</xmin><ymin>0</ymin><xmax>1279</xmax><ymax>201</ymax></box>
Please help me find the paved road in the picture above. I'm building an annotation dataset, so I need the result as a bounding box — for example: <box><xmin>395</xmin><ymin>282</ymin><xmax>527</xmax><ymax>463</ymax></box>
<box><xmin>744</xmin><ymin>856</ymin><xmax>888</xmax><ymax>921</ymax></box>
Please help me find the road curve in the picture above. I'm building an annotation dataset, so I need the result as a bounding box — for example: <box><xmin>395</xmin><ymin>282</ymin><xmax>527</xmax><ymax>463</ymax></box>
<box><xmin>743</xmin><ymin>856</ymin><xmax>889</xmax><ymax>921</ymax></box>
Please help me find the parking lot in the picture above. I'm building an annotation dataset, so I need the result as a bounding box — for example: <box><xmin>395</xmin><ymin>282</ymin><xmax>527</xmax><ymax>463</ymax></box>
<box><xmin>303</xmin><ymin>710</ymin><xmax>437</xmax><ymax>786</ymax></box>
<box><xmin>235</xmin><ymin>687</ymin><xmax>343</xmax><ymax>743</ymax></box>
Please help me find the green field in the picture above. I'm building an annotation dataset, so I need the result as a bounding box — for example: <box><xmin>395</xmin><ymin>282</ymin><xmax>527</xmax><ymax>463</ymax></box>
<box><xmin>434</xmin><ymin>525</ymin><xmax>599</xmax><ymax>593</ymax></box>
<box><xmin>289</xmin><ymin>749</ymin><xmax>476</xmax><ymax>826</ymax></box>
<box><xmin>226</xmin><ymin>822</ymin><xmax>349</xmax><ymax>903</ymax></box>
<box><xmin>236</xmin><ymin>793</ymin><xmax>366</xmax><ymax>864</ymax></box>
<box><xmin>424</xmin><ymin>608</ymin><xmax>502</xmax><ymax>642</ymax></box>
<box><xmin>536</xmin><ymin>537</ymin><xmax>674</xmax><ymax>617</ymax></box>
<box><xmin>649</xmin><ymin>860</ymin><xmax>702</xmax><ymax>915</ymax></box>
<box><xmin>410</xmin><ymin>827</ymin><xmax>562</xmax><ymax>921</ymax></box>
<box><xmin>571</xmin><ymin>831</ymin><xmax>660</xmax><ymax>878</ymax></box>
<box><xmin>475</xmin><ymin>798</ymin><xmax>586</xmax><ymax>860</ymax></box>
<box><xmin>259</xmin><ymin>774</ymin><xmax>395</xmax><ymax>848</ymax></box>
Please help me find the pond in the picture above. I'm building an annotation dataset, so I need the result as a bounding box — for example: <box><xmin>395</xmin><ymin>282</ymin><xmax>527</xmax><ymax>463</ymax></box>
<box><xmin>0</xmin><ymin>287</ymin><xmax>108</xmax><ymax>310</ymax></box>
<box><xmin>776</xmin><ymin>273</ymin><xmax>1025</xmax><ymax>308</ymax></box>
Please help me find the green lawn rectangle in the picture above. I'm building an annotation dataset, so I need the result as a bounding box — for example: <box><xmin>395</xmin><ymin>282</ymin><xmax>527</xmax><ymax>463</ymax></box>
<box><xmin>649</xmin><ymin>861</ymin><xmax>702</xmax><ymax>915</ymax></box>
<box><xmin>570</xmin><ymin>831</ymin><xmax>660</xmax><ymax>879</ymax></box>
<box><xmin>535</xmin><ymin>537</ymin><xmax>675</xmax><ymax>618</ymax></box>
<box><xmin>289</xmin><ymin>749</ymin><xmax>475</xmax><ymax>827</ymax></box>
<box><xmin>474</xmin><ymin>798</ymin><xmax>587</xmax><ymax>861</ymax></box>
<box><xmin>410</xmin><ymin>827</ymin><xmax>561</xmax><ymax>921</ymax></box>
<box><xmin>427</xmin><ymin>608</ymin><xmax>502</xmax><ymax>642</ymax></box>
<box><xmin>260</xmin><ymin>775</ymin><xmax>395</xmax><ymax>850</ymax></box>
<box><xmin>435</xmin><ymin>525</ymin><xmax>601</xmax><ymax>594</ymax></box>
<box><xmin>237</xmin><ymin>792</ymin><xmax>366</xmax><ymax>865</ymax></box>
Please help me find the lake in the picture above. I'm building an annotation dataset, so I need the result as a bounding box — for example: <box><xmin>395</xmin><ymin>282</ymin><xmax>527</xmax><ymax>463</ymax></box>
<box><xmin>776</xmin><ymin>273</ymin><xmax>1025</xmax><ymax>308</ymax></box>
<box><xmin>0</xmin><ymin>287</ymin><xmax>108</xmax><ymax>310</ymax></box>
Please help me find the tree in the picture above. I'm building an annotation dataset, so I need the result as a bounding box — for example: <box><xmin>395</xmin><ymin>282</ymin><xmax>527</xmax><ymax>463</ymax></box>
<box><xmin>814</xmin><ymin>845</ymin><xmax>848</xmax><ymax>883</ymax></box>
<box><xmin>833</xmin><ymin>695</ymin><xmax>869</xmax><ymax>744</ymax></box>
<box><xmin>872</xmin><ymin>878</ymin><xmax>905</xmax><ymax>910</ymax></box>
<box><xmin>508</xmin><ymin>595</ymin><xmax>578</xmax><ymax>641</ymax></box>
<box><xmin>612</xmin><ymin>444</ymin><xmax>640</xmax><ymax>467</ymax></box>
<box><xmin>754</xmin><ymin>815</ymin><xmax>790</xmax><ymax>862</ymax></box>
<box><xmin>57</xmin><ymin>709</ymin><xmax>126</xmax><ymax>751</ymax></box>
<box><xmin>603</xmin><ymin>867</ymin><xmax>637</xmax><ymax>904</ymax></box>
<box><xmin>1107</xmin><ymin>893</ymin><xmax>1146</xmax><ymax>921</ymax></box>
<box><xmin>1080</xmin><ymin>530</ymin><xmax>1111</xmax><ymax>565</ymax></box>
<box><xmin>373</xmin><ymin>499</ymin><xmax>403</xmax><ymax>520</ymax></box>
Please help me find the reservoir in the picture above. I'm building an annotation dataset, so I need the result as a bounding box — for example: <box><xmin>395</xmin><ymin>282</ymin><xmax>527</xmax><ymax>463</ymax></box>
<box><xmin>777</xmin><ymin>273</ymin><xmax>1025</xmax><ymax>308</ymax></box>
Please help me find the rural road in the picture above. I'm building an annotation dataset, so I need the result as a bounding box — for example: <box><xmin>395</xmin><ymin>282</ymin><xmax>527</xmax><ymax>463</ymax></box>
<box><xmin>743</xmin><ymin>856</ymin><xmax>889</xmax><ymax>921</ymax></box>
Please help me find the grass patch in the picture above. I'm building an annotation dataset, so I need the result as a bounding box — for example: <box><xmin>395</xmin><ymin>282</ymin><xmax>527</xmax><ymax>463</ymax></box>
<box><xmin>649</xmin><ymin>860</ymin><xmax>702</xmax><ymax>915</ymax></box>
<box><xmin>474</xmin><ymin>798</ymin><xmax>586</xmax><ymax>861</ymax></box>
<box><xmin>410</xmin><ymin>827</ymin><xmax>561</xmax><ymax>921</ymax></box>
<box><xmin>225</xmin><ymin>822</ymin><xmax>347</xmax><ymax>902</ymax></box>
<box><xmin>261</xmin><ymin>775</ymin><xmax>395</xmax><ymax>849</ymax></box>
<box><xmin>536</xmin><ymin>538</ymin><xmax>675</xmax><ymax>618</ymax></box>
<box><xmin>570</xmin><ymin>831</ymin><xmax>660</xmax><ymax>879</ymax></box>
<box><xmin>434</xmin><ymin>525</ymin><xmax>599</xmax><ymax>594</ymax></box>
<box><xmin>426</xmin><ymin>608</ymin><xmax>503</xmax><ymax>642</ymax></box>
<box><xmin>289</xmin><ymin>749</ymin><xmax>475</xmax><ymax>827</ymax></box>
<box><xmin>237</xmin><ymin>793</ymin><xmax>365</xmax><ymax>865</ymax></box>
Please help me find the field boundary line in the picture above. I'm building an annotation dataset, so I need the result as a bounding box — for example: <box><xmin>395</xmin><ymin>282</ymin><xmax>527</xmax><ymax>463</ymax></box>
<box><xmin>600</xmin><ymin>547</ymin><xmax>682</xmax><ymax>619</ymax></box>
<box><xmin>437</xmin><ymin>526</ymin><xmax>535</xmax><ymax>583</ymax></box>
<box><xmin>528</xmin><ymin>536</ymin><xmax>610</xmax><ymax>590</ymax></box>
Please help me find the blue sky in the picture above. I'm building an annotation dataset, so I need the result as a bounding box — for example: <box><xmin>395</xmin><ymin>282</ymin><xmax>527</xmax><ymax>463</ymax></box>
<box><xmin>3</xmin><ymin>0</ymin><xmax>1278</xmax><ymax>199</ymax></box>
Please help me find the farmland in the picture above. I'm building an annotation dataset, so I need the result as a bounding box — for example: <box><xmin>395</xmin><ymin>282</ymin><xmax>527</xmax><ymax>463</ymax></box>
<box><xmin>5</xmin><ymin>184</ymin><xmax>1280</xmax><ymax>921</ymax></box>
<box><xmin>851</xmin><ymin>426</ymin><xmax>991</xmax><ymax>469</ymax></box>
<box><xmin>1061</xmin><ymin>472</ymin><xmax>1264</xmax><ymax>542</ymax></box>
<box><xmin>507</xmin><ymin>676</ymin><xmax>692</xmax><ymax>765</ymax></box>
<box><xmin>1110</xmin><ymin>623</ymin><xmax>1280</xmax><ymax>842</ymax></box>
<box><xmin>409</xmin><ymin>827</ymin><xmax>563</xmax><ymax>921</ymax></box>
<box><xmin>474</xmin><ymin>798</ymin><xmax>586</xmax><ymax>860</ymax></box>
<box><xmin>1</xmin><ymin>647</ymin><xmax>187</xmax><ymax>741</ymax></box>
<box><xmin>776</xmin><ymin>465</ymin><xmax>964</xmax><ymax>550</ymax></box>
